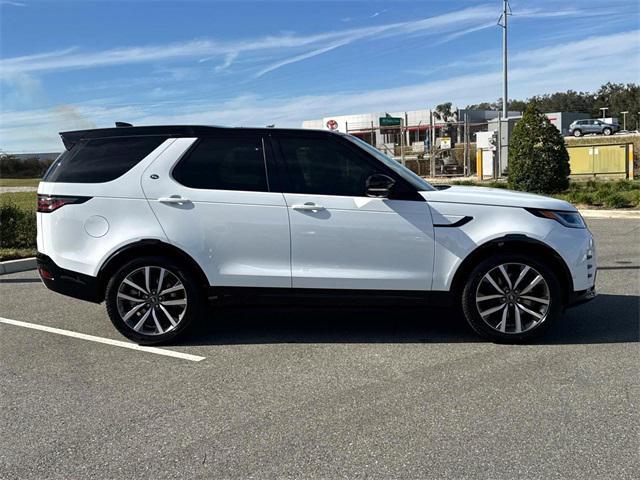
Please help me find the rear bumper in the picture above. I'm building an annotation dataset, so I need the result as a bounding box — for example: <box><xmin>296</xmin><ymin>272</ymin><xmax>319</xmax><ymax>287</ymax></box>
<box><xmin>567</xmin><ymin>286</ymin><xmax>597</xmax><ymax>308</ymax></box>
<box><xmin>36</xmin><ymin>253</ymin><xmax>102</xmax><ymax>303</ymax></box>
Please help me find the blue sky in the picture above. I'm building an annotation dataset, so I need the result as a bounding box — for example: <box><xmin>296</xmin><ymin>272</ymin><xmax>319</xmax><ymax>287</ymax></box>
<box><xmin>1</xmin><ymin>0</ymin><xmax>639</xmax><ymax>152</ymax></box>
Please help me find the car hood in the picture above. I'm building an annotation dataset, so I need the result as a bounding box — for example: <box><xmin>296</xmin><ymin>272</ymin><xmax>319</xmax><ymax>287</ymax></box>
<box><xmin>420</xmin><ymin>185</ymin><xmax>576</xmax><ymax>211</ymax></box>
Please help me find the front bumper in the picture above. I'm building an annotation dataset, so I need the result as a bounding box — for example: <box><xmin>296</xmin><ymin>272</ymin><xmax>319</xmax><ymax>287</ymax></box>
<box><xmin>567</xmin><ymin>285</ymin><xmax>597</xmax><ymax>308</ymax></box>
<box><xmin>36</xmin><ymin>253</ymin><xmax>102</xmax><ymax>303</ymax></box>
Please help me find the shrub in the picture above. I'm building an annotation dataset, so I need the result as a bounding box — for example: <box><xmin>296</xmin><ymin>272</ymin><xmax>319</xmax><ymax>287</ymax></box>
<box><xmin>508</xmin><ymin>103</ymin><xmax>570</xmax><ymax>193</ymax></box>
<box><xmin>602</xmin><ymin>192</ymin><xmax>628</xmax><ymax>208</ymax></box>
<box><xmin>0</xmin><ymin>201</ymin><xmax>36</xmax><ymax>249</ymax></box>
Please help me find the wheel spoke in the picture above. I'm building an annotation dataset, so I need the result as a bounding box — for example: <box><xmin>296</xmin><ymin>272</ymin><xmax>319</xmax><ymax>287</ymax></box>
<box><xmin>496</xmin><ymin>305</ymin><xmax>509</xmax><ymax>332</ymax></box>
<box><xmin>498</xmin><ymin>265</ymin><xmax>512</xmax><ymax>289</ymax></box>
<box><xmin>117</xmin><ymin>292</ymin><xmax>145</xmax><ymax>303</ymax></box>
<box><xmin>484</xmin><ymin>273</ymin><xmax>504</xmax><ymax>294</ymax></box>
<box><xmin>514</xmin><ymin>304</ymin><xmax>522</xmax><ymax>333</ymax></box>
<box><xmin>132</xmin><ymin>308</ymin><xmax>152</xmax><ymax>331</ymax></box>
<box><xmin>159</xmin><ymin>284</ymin><xmax>184</xmax><ymax>296</ymax></box>
<box><xmin>157</xmin><ymin>268</ymin><xmax>166</xmax><ymax>293</ymax></box>
<box><xmin>520</xmin><ymin>295</ymin><xmax>549</xmax><ymax>305</ymax></box>
<box><xmin>144</xmin><ymin>267</ymin><xmax>151</xmax><ymax>293</ymax></box>
<box><xmin>517</xmin><ymin>302</ymin><xmax>544</xmax><ymax>320</ymax></box>
<box><xmin>122</xmin><ymin>278</ymin><xmax>148</xmax><ymax>295</ymax></box>
<box><xmin>151</xmin><ymin>308</ymin><xmax>164</xmax><ymax>334</ymax></box>
<box><xmin>122</xmin><ymin>302</ymin><xmax>147</xmax><ymax>321</ymax></box>
<box><xmin>480</xmin><ymin>303</ymin><xmax>506</xmax><ymax>318</ymax></box>
<box><xmin>158</xmin><ymin>304</ymin><xmax>178</xmax><ymax>327</ymax></box>
<box><xmin>161</xmin><ymin>299</ymin><xmax>186</xmax><ymax>306</ymax></box>
<box><xmin>513</xmin><ymin>265</ymin><xmax>530</xmax><ymax>290</ymax></box>
<box><xmin>477</xmin><ymin>294</ymin><xmax>503</xmax><ymax>302</ymax></box>
<box><xmin>519</xmin><ymin>274</ymin><xmax>542</xmax><ymax>295</ymax></box>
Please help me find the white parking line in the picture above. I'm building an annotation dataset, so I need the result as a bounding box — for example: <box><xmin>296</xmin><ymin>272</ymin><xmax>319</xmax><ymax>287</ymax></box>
<box><xmin>0</xmin><ymin>317</ymin><xmax>205</xmax><ymax>362</ymax></box>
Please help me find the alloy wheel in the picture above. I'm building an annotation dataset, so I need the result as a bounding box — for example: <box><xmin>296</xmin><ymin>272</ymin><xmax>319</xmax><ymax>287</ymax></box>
<box><xmin>116</xmin><ymin>266</ymin><xmax>187</xmax><ymax>336</ymax></box>
<box><xmin>475</xmin><ymin>262</ymin><xmax>550</xmax><ymax>334</ymax></box>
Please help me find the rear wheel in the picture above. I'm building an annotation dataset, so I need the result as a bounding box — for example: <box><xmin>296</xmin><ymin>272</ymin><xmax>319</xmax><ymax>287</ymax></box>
<box><xmin>461</xmin><ymin>253</ymin><xmax>563</xmax><ymax>343</ymax></box>
<box><xmin>602</xmin><ymin>127</ymin><xmax>612</xmax><ymax>136</ymax></box>
<box><xmin>105</xmin><ymin>256</ymin><xmax>202</xmax><ymax>345</ymax></box>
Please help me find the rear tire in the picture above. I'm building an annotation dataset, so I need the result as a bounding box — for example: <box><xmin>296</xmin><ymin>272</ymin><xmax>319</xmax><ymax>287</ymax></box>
<box><xmin>461</xmin><ymin>253</ymin><xmax>563</xmax><ymax>343</ymax></box>
<box><xmin>105</xmin><ymin>256</ymin><xmax>203</xmax><ymax>345</ymax></box>
<box><xmin>602</xmin><ymin>127</ymin><xmax>612</xmax><ymax>136</ymax></box>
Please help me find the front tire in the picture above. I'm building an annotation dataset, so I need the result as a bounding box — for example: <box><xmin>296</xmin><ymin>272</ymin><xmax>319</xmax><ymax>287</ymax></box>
<box><xmin>461</xmin><ymin>253</ymin><xmax>563</xmax><ymax>343</ymax></box>
<box><xmin>105</xmin><ymin>256</ymin><xmax>203</xmax><ymax>345</ymax></box>
<box><xmin>572</xmin><ymin>129</ymin><xmax>582</xmax><ymax>137</ymax></box>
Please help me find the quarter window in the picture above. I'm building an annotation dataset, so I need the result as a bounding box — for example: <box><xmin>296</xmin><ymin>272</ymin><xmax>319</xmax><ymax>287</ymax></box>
<box><xmin>44</xmin><ymin>136</ymin><xmax>167</xmax><ymax>183</ymax></box>
<box><xmin>172</xmin><ymin>137</ymin><xmax>268</xmax><ymax>191</ymax></box>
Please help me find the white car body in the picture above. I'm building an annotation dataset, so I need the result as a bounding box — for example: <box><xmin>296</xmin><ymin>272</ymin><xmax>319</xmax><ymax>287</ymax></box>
<box><xmin>36</xmin><ymin>126</ymin><xmax>596</xmax><ymax>343</ymax></box>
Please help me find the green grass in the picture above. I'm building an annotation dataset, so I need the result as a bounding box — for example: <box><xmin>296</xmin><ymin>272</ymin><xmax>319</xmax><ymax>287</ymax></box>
<box><xmin>451</xmin><ymin>178</ymin><xmax>640</xmax><ymax>208</ymax></box>
<box><xmin>0</xmin><ymin>178</ymin><xmax>40</xmax><ymax>187</ymax></box>
<box><xmin>0</xmin><ymin>191</ymin><xmax>37</xmax><ymax>212</ymax></box>
<box><xmin>0</xmin><ymin>248</ymin><xmax>37</xmax><ymax>262</ymax></box>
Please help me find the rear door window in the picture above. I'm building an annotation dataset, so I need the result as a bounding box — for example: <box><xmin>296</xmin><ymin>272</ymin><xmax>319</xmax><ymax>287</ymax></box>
<box><xmin>172</xmin><ymin>136</ymin><xmax>269</xmax><ymax>192</ymax></box>
<box><xmin>44</xmin><ymin>136</ymin><xmax>167</xmax><ymax>183</ymax></box>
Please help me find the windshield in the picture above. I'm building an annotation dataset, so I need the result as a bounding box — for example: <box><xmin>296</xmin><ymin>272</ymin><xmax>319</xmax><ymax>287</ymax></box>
<box><xmin>344</xmin><ymin>135</ymin><xmax>435</xmax><ymax>191</ymax></box>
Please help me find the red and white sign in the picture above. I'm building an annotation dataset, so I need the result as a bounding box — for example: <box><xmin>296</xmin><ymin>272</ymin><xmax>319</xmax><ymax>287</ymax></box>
<box><xmin>326</xmin><ymin>119</ymin><xmax>338</xmax><ymax>130</ymax></box>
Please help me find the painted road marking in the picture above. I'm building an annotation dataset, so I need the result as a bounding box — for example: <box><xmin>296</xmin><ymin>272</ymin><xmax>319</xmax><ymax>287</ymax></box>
<box><xmin>0</xmin><ymin>317</ymin><xmax>205</xmax><ymax>362</ymax></box>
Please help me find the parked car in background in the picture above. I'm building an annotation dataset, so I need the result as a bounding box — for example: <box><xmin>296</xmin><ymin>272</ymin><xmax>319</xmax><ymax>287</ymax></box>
<box><xmin>569</xmin><ymin>119</ymin><xmax>620</xmax><ymax>137</ymax></box>
<box><xmin>37</xmin><ymin>125</ymin><xmax>596</xmax><ymax>345</ymax></box>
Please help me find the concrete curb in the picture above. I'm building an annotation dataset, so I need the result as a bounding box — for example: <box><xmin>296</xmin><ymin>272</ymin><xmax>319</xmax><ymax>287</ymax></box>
<box><xmin>579</xmin><ymin>209</ymin><xmax>640</xmax><ymax>219</ymax></box>
<box><xmin>0</xmin><ymin>257</ymin><xmax>37</xmax><ymax>275</ymax></box>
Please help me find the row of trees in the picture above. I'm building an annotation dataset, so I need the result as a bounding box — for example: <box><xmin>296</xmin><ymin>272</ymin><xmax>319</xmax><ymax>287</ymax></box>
<box><xmin>0</xmin><ymin>155</ymin><xmax>55</xmax><ymax>178</ymax></box>
<box><xmin>468</xmin><ymin>82</ymin><xmax>640</xmax><ymax>130</ymax></box>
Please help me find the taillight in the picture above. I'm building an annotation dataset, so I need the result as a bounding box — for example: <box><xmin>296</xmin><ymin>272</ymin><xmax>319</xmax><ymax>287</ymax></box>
<box><xmin>37</xmin><ymin>195</ymin><xmax>90</xmax><ymax>213</ymax></box>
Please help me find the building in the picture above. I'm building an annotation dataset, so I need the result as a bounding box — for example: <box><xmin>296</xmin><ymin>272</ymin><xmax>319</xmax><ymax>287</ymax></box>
<box><xmin>543</xmin><ymin>112</ymin><xmax>590</xmax><ymax>136</ymax></box>
<box><xmin>302</xmin><ymin>108</ymin><xmax>521</xmax><ymax>156</ymax></box>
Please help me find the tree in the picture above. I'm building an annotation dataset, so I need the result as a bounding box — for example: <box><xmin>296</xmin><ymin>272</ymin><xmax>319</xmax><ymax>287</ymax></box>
<box><xmin>508</xmin><ymin>103</ymin><xmax>570</xmax><ymax>193</ymax></box>
<box><xmin>433</xmin><ymin>102</ymin><xmax>453</xmax><ymax>121</ymax></box>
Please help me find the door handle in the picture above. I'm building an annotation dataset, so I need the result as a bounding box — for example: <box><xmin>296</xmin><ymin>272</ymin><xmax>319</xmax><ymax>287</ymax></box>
<box><xmin>158</xmin><ymin>196</ymin><xmax>191</xmax><ymax>204</ymax></box>
<box><xmin>292</xmin><ymin>202</ymin><xmax>325</xmax><ymax>211</ymax></box>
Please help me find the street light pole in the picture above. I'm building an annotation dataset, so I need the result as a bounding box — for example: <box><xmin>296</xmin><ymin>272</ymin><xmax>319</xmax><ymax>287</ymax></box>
<box><xmin>500</xmin><ymin>0</ymin><xmax>509</xmax><ymax>119</ymax></box>
<box><xmin>620</xmin><ymin>111</ymin><xmax>628</xmax><ymax>131</ymax></box>
<box><xmin>599</xmin><ymin>107</ymin><xmax>608</xmax><ymax>120</ymax></box>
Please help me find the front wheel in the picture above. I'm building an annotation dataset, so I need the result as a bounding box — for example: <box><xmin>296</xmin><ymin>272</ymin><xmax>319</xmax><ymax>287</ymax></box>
<box><xmin>105</xmin><ymin>256</ymin><xmax>203</xmax><ymax>345</ymax></box>
<box><xmin>572</xmin><ymin>129</ymin><xmax>582</xmax><ymax>137</ymax></box>
<box><xmin>461</xmin><ymin>254</ymin><xmax>563</xmax><ymax>343</ymax></box>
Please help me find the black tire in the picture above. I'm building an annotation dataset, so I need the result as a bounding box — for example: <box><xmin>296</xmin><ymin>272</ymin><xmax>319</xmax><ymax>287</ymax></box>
<box><xmin>602</xmin><ymin>127</ymin><xmax>612</xmax><ymax>136</ymax></box>
<box><xmin>572</xmin><ymin>129</ymin><xmax>582</xmax><ymax>137</ymax></box>
<box><xmin>105</xmin><ymin>256</ymin><xmax>203</xmax><ymax>345</ymax></box>
<box><xmin>461</xmin><ymin>253</ymin><xmax>563</xmax><ymax>343</ymax></box>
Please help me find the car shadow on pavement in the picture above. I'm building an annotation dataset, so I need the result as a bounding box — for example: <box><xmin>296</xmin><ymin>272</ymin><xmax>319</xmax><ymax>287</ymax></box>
<box><xmin>176</xmin><ymin>293</ymin><xmax>639</xmax><ymax>346</ymax></box>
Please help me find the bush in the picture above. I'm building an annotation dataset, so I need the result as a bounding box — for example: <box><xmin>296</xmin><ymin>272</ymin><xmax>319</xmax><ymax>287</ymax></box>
<box><xmin>508</xmin><ymin>103</ymin><xmax>570</xmax><ymax>193</ymax></box>
<box><xmin>602</xmin><ymin>192</ymin><xmax>628</xmax><ymax>208</ymax></box>
<box><xmin>0</xmin><ymin>201</ymin><xmax>36</xmax><ymax>249</ymax></box>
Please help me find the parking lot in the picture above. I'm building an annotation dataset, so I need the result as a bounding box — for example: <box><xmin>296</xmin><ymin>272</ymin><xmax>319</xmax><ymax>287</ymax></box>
<box><xmin>0</xmin><ymin>217</ymin><xmax>638</xmax><ymax>479</ymax></box>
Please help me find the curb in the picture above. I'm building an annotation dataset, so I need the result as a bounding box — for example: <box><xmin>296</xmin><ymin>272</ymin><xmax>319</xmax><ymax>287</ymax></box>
<box><xmin>0</xmin><ymin>257</ymin><xmax>37</xmax><ymax>275</ymax></box>
<box><xmin>579</xmin><ymin>209</ymin><xmax>640</xmax><ymax>219</ymax></box>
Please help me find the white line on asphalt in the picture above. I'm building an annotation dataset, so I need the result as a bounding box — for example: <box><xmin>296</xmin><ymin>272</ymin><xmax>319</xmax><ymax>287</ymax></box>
<box><xmin>0</xmin><ymin>317</ymin><xmax>206</xmax><ymax>362</ymax></box>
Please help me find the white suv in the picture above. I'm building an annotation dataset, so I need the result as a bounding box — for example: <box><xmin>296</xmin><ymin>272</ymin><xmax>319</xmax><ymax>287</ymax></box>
<box><xmin>37</xmin><ymin>125</ymin><xmax>596</xmax><ymax>344</ymax></box>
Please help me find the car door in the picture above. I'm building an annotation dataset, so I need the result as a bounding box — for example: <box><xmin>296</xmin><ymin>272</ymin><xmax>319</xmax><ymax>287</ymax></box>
<box><xmin>272</xmin><ymin>132</ymin><xmax>435</xmax><ymax>291</ymax></box>
<box><xmin>141</xmin><ymin>134</ymin><xmax>291</xmax><ymax>288</ymax></box>
<box><xmin>585</xmin><ymin>120</ymin><xmax>598</xmax><ymax>134</ymax></box>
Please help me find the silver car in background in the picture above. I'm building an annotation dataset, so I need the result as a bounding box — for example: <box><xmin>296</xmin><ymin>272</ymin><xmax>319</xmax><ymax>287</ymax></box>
<box><xmin>569</xmin><ymin>119</ymin><xmax>620</xmax><ymax>137</ymax></box>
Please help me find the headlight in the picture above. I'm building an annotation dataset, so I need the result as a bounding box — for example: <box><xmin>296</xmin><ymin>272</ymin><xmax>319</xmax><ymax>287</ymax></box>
<box><xmin>526</xmin><ymin>208</ymin><xmax>586</xmax><ymax>228</ymax></box>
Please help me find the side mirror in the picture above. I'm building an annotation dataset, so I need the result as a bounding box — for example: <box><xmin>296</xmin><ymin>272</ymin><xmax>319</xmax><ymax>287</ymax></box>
<box><xmin>366</xmin><ymin>174</ymin><xmax>396</xmax><ymax>198</ymax></box>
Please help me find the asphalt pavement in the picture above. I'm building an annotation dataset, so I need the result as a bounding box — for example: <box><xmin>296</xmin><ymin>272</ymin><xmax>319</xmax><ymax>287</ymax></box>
<box><xmin>1</xmin><ymin>218</ymin><xmax>638</xmax><ymax>479</ymax></box>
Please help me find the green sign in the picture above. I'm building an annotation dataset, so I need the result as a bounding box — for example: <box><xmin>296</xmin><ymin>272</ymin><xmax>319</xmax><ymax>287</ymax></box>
<box><xmin>379</xmin><ymin>116</ymin><xmax>402</xmax><ymax>127</ymax></box>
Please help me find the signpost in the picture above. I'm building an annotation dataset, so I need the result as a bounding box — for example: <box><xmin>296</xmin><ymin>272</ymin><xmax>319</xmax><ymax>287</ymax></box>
<box><xmin>379</xmin><ymin>116</ymin><xmax>402</xmax><ymax>127</ymax></box>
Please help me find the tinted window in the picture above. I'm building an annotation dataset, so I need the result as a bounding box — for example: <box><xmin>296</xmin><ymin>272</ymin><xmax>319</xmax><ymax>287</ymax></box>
<box><xmin>44</xmin><ymin>136</ymin><xmax>166</xmax><ymax>183</ymax></box>
<box><xmin>172</xmin><ymin>136</ymin><xmax>268</xmax><ymax>191</ymax></box>
<box><xmin>278</xmin><ymin>136</ymin><xmax>382</xmax><ymax>197</ymax></box>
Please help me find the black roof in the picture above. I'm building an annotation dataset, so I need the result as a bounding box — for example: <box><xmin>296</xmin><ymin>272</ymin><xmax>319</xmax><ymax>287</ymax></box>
<box><xmin>59</xmin><ymin>124</ymin><xmax>335</xmax><ymax>150</ymax></box>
